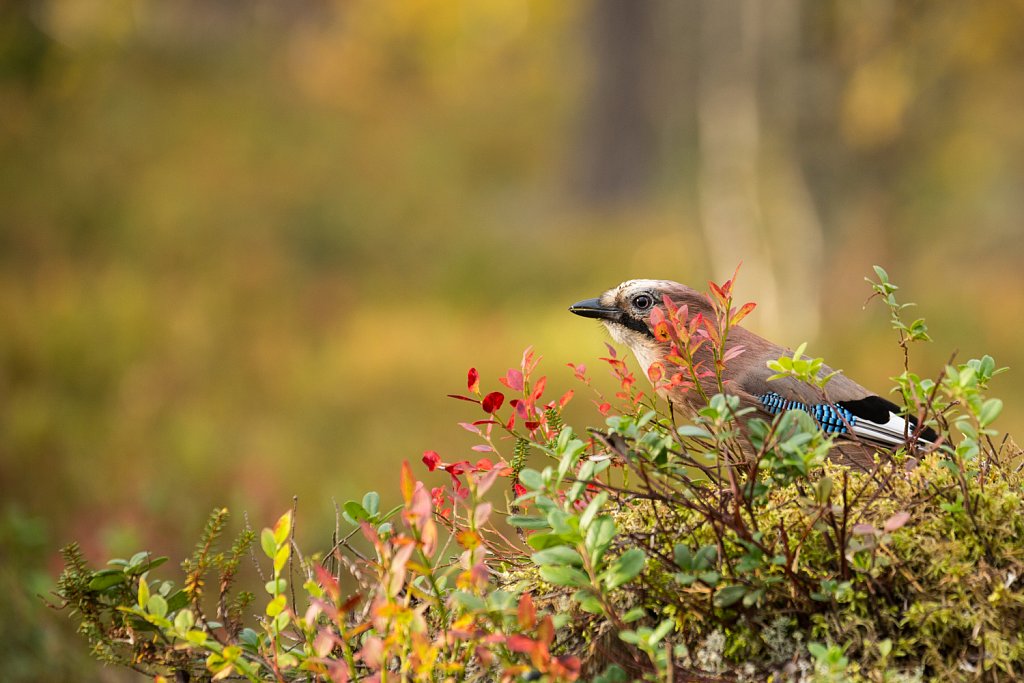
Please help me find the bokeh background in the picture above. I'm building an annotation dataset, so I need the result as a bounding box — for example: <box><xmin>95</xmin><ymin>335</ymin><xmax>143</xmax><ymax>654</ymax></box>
<box><xmin>3</xmin><ymin>0</ymin><xmax>1023</xmax><ymax>678</ymax></box>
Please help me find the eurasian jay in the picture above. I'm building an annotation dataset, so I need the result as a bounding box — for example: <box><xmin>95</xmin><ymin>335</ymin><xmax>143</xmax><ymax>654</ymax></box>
<box><xmin>570</xmin><ymin>279</ymin><xmax>936</xmax><ymax>467</ymax></box>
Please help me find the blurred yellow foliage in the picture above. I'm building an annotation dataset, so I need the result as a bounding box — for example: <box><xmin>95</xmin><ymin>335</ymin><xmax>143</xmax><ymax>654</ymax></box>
<box><xmin>1</xmin><ymin>2</ymin><xmax>1024</xmax><ymax>678</ymax></box>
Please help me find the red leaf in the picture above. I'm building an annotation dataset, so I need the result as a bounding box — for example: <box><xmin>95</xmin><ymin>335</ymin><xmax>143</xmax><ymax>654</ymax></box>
<box><xmin>314</xmin><ymin>564</ymin><xmax>341</xmax><ymax>602</ymax></box>
<box><xmin>567</xmin><ymin>362</ymin><xmax>587</xmax><ymax>381</ymax></box>
<box><xmin>553</xmin><ymin>655</ymin><xmax>582</xmax><ymax>677</ymax></box>
<box><xmin>731</xmin><ymin>301</ymin><xmax>756</xmax><ymax>325</ymax></box>
<box><xmin>475</xmin><ymin>645</ymin><xmax>495</xmax><ymax>666</ymax></box>
<box><xmin>445</xmin><ymin>461</ymin><xmax>472</xmax><ymax>475</ymax></box>
<box><xmin>518</xmin><ymin>593</ymin><xmax>537</xmax><ymax>629</ymax></box>
<box><xmin>500</xmin><ymin>369</ymin><xmax>524</xmax><ymax>392</ymax></box>
<box><xmin>475</xmin><ymin>466</ymin><xmax>503</xmax><ymax>497</ymax></box>
<box><xmin>597</xmin><ymin>402</ymin><xmax>611</xmax><ymax>416</ymax></box>
<box><xmin>430</xmin><ymin>486</ymin><xmax>446</xmax><ymax>508</ymax></box>
<box><xmin>649</xmin><ymin>307</ymin><xmax>671</xmax><ymax>342</ymax></box>
<box><xmin>506</xmin><ymin>635</ymin><xmax>538</xmax><ymax>654</ymax></box>
<box><xmin>604</xmin><ymin>343</ymin><xmax>617</xmax><ymax>358</ymax></box>
<box><xmin>883</xmin><ymin>511</ymin><xmax>911</xmax><ymax>533</ymax></box>
<box><xmin>521</xmin><ymin>346</ymin><xmax>539</xmax><ymax>376</ymax></box>
<box><xmin>467</xmin><ymin>368</ymin><xmax>480</xmax><ymax>394</ymax></box>
<box><xmin>509</xmin><ymin>399</ymin><xmax>528</xmax><ymax>418</ymax></box>
<box><xmin>482</xmin><ymin>391</ymin><xmax>505</xmax><ymax>413</ymax></box>
<box><xmin>722</xmin><ymin>344</ymin><xmax>747</xmax><ymax>362</ymax></box>
<box><xmin>422</xmin><ymin>450</ymin><xmax>442</xmax><ymax>472</ymax></box>
<box><xmin>709</xmin><ymin>280</ymin><xmax>726</xmax><ymax>301</ymax></box>
<box><xmin>400</xmin><ymin>461</ymin><xmax>415</xmax><ymax>503</ymax></box>
<box><xmin>661</xmin><ymin>293</ymin><xmax>678</xmax><ymax>316</ymax></box>
<box><xmin>448</xmin><ymin>394</ymin><xmax>481</xmax><ymax>404</ymax></box>
<box><xmin>537</xmin><ymin>615</ymin><xmax>554</xmax><ymax>647</ymax></box>
<box><xmin>530</xmin><ymin>375</ymin><xmax>547</xmax><ymax>401</ymax></box>
<box><xmin>647</xmin><ymin>362</ymin><xmax>664</xmax><ymax>384</ymax></box>
<box><xmin>558</xmin><ymin>389</ymin><xmax>574</xmax><ymax>409</ymax></box>
<box><xmin>513</xmin><ymin>481</ymin><xmax>527</xmax><ymax>497</ymax></box>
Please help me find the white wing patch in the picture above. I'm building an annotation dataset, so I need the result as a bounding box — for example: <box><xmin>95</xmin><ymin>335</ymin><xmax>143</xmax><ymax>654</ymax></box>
<box><xmin>851</xmin><ymin>411</ymin><xmax>932</xmax><ymax>448</ymax></box>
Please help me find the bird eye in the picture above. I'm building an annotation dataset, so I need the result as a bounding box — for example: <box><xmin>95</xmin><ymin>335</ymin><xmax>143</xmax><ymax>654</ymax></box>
<box><xmin>632</xmin><ymin>294</ymin><xmax>654</xmax><ymax>311</ymax></box>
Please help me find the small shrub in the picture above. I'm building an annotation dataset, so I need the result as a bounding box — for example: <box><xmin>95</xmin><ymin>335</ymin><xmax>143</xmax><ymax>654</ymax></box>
<box><xmin>55</xmin><ymin>268</ymin><xmax>1024</xmax><ymax>681</ymax></box>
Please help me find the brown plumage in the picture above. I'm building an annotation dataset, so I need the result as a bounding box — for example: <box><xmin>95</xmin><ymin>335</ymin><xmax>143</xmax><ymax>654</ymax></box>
<box><xmin>570</xmin><ymin>279</ymin><xmax>935</xmax><ymax>469</ymax></box>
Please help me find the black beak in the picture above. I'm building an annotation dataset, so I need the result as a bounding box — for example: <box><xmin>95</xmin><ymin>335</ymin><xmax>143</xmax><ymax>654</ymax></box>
<box><xmin>569</xmin><ymin>298</ymin><xmax>621</xmax><ymax>321</ymax></box>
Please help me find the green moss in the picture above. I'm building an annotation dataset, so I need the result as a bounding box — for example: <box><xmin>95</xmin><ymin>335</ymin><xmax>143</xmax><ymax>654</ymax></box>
<box><xmin>512</xmin><ymin>435</ymin><xmax>1024</xmax><ymax>679</ymax></box>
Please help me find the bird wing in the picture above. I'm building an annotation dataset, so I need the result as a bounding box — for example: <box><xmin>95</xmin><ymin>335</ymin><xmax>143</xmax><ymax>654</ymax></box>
<box><xmin>724</xmin><ymin>331</ymin><xmax>935</xmax><ymax>448</ymax></box>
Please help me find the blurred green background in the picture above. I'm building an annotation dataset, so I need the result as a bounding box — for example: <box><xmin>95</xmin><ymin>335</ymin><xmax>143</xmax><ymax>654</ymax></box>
<box><xmin>2</xmin><ymin>0</ymin><xmax>1023</xmax><ymax>678</ymax></box>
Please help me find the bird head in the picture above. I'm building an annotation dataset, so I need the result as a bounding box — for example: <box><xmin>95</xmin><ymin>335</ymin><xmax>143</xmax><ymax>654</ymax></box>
<box><xmin>569</xmin><ymin>279</ymin><xmax>711</xmax><ymax>374</ymax></box>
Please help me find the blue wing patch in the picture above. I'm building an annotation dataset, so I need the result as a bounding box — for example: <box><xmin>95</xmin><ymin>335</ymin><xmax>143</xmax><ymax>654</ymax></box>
<box><xmin>756</xmin><ymin>392</ymin><xmax>857</xmax><ymax>435</ymax></box>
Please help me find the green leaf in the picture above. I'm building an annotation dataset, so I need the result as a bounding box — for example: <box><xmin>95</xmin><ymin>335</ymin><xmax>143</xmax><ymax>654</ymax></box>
<box><xmin>674</xmin><ymin>572</ymin><xmax>696</xmax><ymax>586</ymax></box>
<box><xmin>586</xmin><ymin>516</ymin><xmax>616</xmax><ymax>562</ymax></box>
<box><xmin>650</xmin><ymin>619</ymin><xmax>674</xmax><ymax>644</ymax></box>
<box><xmin>174</xmin><ymin>609</ymin><xmax>195</xmax><ymax>632</ymax></box>
<box><xmin>133</xmin><ymin>556</ymin><xmax>169</xmax><ymax>576</ymax></box>
<box><xmin>979</xmin><ymin>398</ymin><xmax>1003</xmax><ymax>427</ymax></box>
<box><xmin>260</xmin><ymin>528</ymin><xmax>277</xmax><ymax>559</ymax></box>
<box><xmin>265</xmin><ymin>579</ymin><xmax>286</xmax><ymax>595</ymax></box>
<box><xmin>618</xmin><ymin>630</ymin><xmax>641</xmax><ymax>645</ymax></box>
<box><xmin>165</xmin><ymin>590</ymin><xmax>189</xmax><ymax>613</ymax></box>
<box><xmin>531</xmin><ymin>546</ymin><xmax>584</xmax><ymax>567</ymax></box>
<box><xmin>673</xmin><ymin>544</ymin><xmax>692</xmax><ymax>569</ymax></box>
<box><xmin>128</xmin><ymin>551</ymin><xmax>151</xmax><ymax>570</ymax></box>
<box><xmin>147</xmin><ymin>594</ymin><xmax>168</xmax><ymax>618</ymax></box>
<box><xmin>508</xmin><ymin>515</ymin><xmax>549</xmax><ymax>530</ymax></box>
<box><xmin>579</xmin><ymin>491</ymin><xmax>608</xmax><ymax>531</ymax></box>
<box><xmin>239</xmin><ymin>628</ymin><xmax>261</xmax><ymax>649</ymax></box>
<box><xmin>557</xmin><ymin>438</ymin><xmax>586</xmax><ymax>480</ymax></box>
<box><xmin>592</xmin><ymin>665</ymin><xmax>628</xmax><ymax>683</ymax></box>
<box><xmin>742</xmin><ymin>588</ymin><xmax>764</xmax><ymax>607</ymax></box>
<box><xmin>605</xmin><ymin>549</ymin><xmax>645</xmax><ymax>589</ymax></box>
<box><xmin>622</xmin><ymin>607</ymin><xmax>646</xmax><ymax>623</ymax></box>
<box><xmin>573</xmin><ymin>590</ymin><xmax>604</xmax><ymax>614</ymax></box>
<box><xmin>275</xmin><ymin>611</ymin><xmax>290</xmax><ymax>633</ymax></box>
<box><xmin>453</xmin><ymin>591</ymin><xmax>486</xmax><ymax>611</ymax></box>
<box><xmin>676</xmin><ymin>425</ymin><xmax>712</xmax><ymax>438</ymax></box>
<box><xmin>266</xmin><ymin>594</ymin><xmax>287</xmax><ymax>617</ymax></box>
<box><xmin>526</xmin><ymin>532</ymin><xmax>570</xmax><ymax>550</ymax></box>
<box><xmin>273</xmin><ymin>544</ymin><xmax>290</xmax><ymax>575</ymax></box>
<box><xmin>362</xmin><ymin>491</ymin><xmax>380</xmax><ymax>516</ymax></box>
<box><xmin>539</xmin><ymin>565</ymin><xmax>591</xmax><ymax>588</ymax></box>
<box><xmin>518</xmin><ymin>468</ymin><xmax>543</xmax><ymax>491</ymax></box>
<box><xmin>272</xmin><ymin>511</ymin><xmax>292</xmax><ymax>545</ymax></box>
<box><xmin>714</xmin><ymin>585</ymin><xmax>746</xmax><ymax>608</ymax></box>
<box><xmin>343</xmin><ymin>501</ymin><xmax>369</xmax><ymax>523</ymax></box>
<box><xmin>694</xmin><ymin>545</ymin><xmax>717</xmax><ymax>570</ymax></box>
<box><xmin>698</xmin><ymin>571</ymin><xmax>721</xmax><ymax>586</ymax></box>
<box><xmin>137</xmin><ymin>577</ymin><xmax>150</xmax><ymax>608</ymax></box>
<box><xmin>546</xmin><ymin>508</ymin><xmax>577</xmax><ymax>537</ymax></box>
<box><xmin>808</xmin><ymin>642</ymin><xmax>828</xmax><ymax>660</ymax></box>
<box><xmin>185</xmin><ymin>629</ymin><xmax>208</xmax><ymax>646</ymax></box>
<box><xmin>88</xmin><ymin>569</ymin><xmax>126</xmax><ymax>591</ymax></box>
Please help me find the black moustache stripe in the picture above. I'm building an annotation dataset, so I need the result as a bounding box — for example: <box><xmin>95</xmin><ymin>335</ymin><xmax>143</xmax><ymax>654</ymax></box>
<box><xmin>620</xmin><ymin>314</ymin><xmax>655</xmax><ymax>339</ymax></box>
